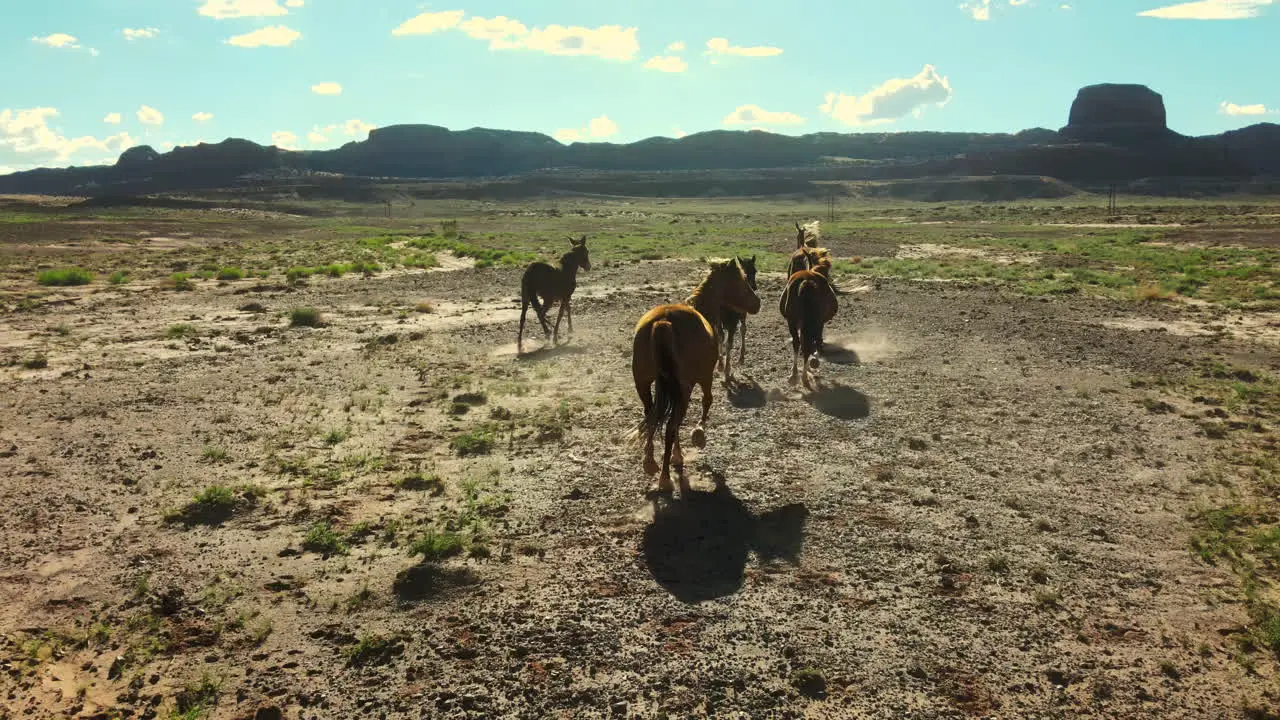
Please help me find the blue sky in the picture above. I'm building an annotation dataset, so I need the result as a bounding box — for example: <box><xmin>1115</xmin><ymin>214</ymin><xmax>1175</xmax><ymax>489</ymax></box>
<box><xmin>1</xmin><ymin>0</ymin><xmax>1277</xmax><ymax>175</ymax></box>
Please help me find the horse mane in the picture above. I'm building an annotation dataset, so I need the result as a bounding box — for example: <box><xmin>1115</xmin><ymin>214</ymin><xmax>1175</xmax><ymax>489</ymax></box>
<box><xmin>808</xmin><ymin>247</ymin><xmax>832</xmax><ymax>278</ymax></box>
<box><xmin>796</xmin><ymin>220</ymin><xmax>821</xmax><ymax>248</ymax></box>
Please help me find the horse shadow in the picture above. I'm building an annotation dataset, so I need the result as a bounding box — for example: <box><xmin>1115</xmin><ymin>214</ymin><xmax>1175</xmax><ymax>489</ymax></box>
<box><xmin>515</xmin><ymin>342</ymin><xmax>588</xmax><ymax>362</ymax></box>
<box><xmin>726</xmin><ymin>376</ymin><xmax>767</xmax><ymax>409</ymax></box>
<box><xmin>819</xmin><ymin>344</ymin><xmax>861</xmax><ymax>366</ymax></box>
<box><xmin>641</xmin><ymin>477</ymin><xmax>809</xmax><ymax>604</ymax></box>
<box><xmin>804</xmin><ymin>379</ymin><xmax>871</xmax><ymax>421</ymax></box>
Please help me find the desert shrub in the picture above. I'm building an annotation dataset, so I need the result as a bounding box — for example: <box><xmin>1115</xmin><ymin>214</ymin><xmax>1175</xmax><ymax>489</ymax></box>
<box><xmin>36</xmin><ymin>267</ymin><xmax>93</xmax><ymax>286</ymax></box>
<box><xmin>289</xmin><ymin>307</ymin><xmax>322</xmax><ymax>327</ymax></box>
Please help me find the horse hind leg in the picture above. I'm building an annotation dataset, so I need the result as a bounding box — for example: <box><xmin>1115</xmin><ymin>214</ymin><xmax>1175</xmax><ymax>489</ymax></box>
<box><xmin>666</xmin><ymin>389</ymin><xmax>691</xmax><ymax>494</ymax></box>
<box><xmin>552</xmin><ymin>298</ymin><xmax>567</xmax><ymax>345</ymax></box>
<box><xmin>691</xmin><ymin>376</ymin><xmax>712</xmax><ymax>449</ymax></box>
<box><xmin>636</xmin><ymin>377</ymin><xmax>661</xmax><ymax>476</ymax></box>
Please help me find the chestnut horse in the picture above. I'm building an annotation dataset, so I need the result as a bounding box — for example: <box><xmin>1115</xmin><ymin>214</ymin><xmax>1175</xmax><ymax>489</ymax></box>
<box><xmin>517</xmin><ymin>235</ymin><xmax>590</xmax><ymax>355</ymax></box>
<box><xmin>631</xmin><ymin>259</ymin><xmax>761</xmax><ymax>494</ymax></box>
<box><xmin>779</xmin><ymin>246</ymin><xmax>837</xmax><ymax>389</ymax></box>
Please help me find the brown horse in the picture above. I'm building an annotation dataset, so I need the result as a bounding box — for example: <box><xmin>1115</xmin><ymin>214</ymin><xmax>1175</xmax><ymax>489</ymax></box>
<box><xmin>631</xmin><ymin>259</ymin><xmax>762</xmax><ymax>494</ymax></box>
<box><xmin>786</xmin><ymin>220</ymin><xmax>822</xmax><ymax>276</ymax></box>
<box><xmin>517</xmin><ymin>235</ymin><xmax>590</xmax><ymax>355</ymax></box>
<box><xmin>717</xmin><ymin>255</ymin><xmax>757</xmax><ymax>384</ymax></box>
<box><xmin>779</xmin><ymin>246</ymin><xmax>837</xmax><ymax>389</ymax></box>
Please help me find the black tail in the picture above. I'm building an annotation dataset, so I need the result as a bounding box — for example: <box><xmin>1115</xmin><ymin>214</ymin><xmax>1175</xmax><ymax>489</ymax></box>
<box><xmin>645</xmin><ymin>320</ymin><xmax>680</xmax><ymax>438</ymax></box>
<box><xmin>521</xmin><ymin>273</ymin><xmax>547</xmax><ymax>322</ymax></box>
<box><xmin>799</xmin><ymin>279</ymin><xmax>823</xmax><ymax>362</ymax></box>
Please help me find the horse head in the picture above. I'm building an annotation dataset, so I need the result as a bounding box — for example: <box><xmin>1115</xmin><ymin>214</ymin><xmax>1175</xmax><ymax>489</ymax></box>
<box><xmin>567</xmin><ymin>235</ymin><xmax>591</xmax><ymax>271</ymax></box>
<box><xmin>712</xmin><ymin>259</ymin><xmax>761</xmax><ymax>316</ymax></box>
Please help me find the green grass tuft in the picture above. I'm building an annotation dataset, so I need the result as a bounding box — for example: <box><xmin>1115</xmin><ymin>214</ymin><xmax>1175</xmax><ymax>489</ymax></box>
<box><xmin>36</xmin><ymin>267</ymin><xmax>94</xmax><ymax>286</ymax></box>
<box><xmin>289</xmin><ymin>307</ymin><xmax>322</xmax><ymax>327</ymax></box>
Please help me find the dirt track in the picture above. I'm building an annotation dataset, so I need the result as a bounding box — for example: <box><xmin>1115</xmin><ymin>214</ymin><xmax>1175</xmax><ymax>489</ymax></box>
<box><xmin>1</xmin><ymin>257</ymin><xmax>1277</xmax><ymax>718</ymax></box>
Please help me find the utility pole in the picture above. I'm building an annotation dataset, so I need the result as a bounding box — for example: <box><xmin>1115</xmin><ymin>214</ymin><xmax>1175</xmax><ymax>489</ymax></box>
<box><xmin>827</xmin><ymin>190</ymin><xmax>836</xmax><ymax>224</ymax></box>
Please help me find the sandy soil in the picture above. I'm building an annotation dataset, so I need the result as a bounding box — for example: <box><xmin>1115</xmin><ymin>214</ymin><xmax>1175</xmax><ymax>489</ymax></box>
<box><xmin>1</xmin><ymin>258</ymin><xmax>1277</xmax><ymax>719</ymax></box>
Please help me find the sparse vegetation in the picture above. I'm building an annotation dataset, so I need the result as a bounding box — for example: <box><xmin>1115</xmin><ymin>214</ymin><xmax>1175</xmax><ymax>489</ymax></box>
<box><xmin>302</xmin><ymin>520</ymin><xmax>349</xmax><ymax>555</ymax></box>
<box><xmin>451</xmin><ymin>426</ymin><xmax>496</xmax><ymax>456</ymax></box>
<box><xmin>289</xmin><ymin>307</ymin><xmax>323</xmax><ymax>327</ymax></box>
<box><xmin>36</xmin><ymin>267</ymin><xmax>93</xmax><ymax>286</ymax></box>
<box><xmin>407</xmin><ymin>528</ymin><xmax>465</xmax><ymax>563</ymax></box>
<box><xmin>343</xmin><ymin>632</ymin><xmax>402</xmax><ymax>667</ymax></box>
<box><xmin>168</xmin><ymin>272</ymin><xmax>194</xmax><ymax>291</ymax></box>
<box><xmin>396</xmin><ymin>472</ymin><xmax>444</xmax><ymax>494</ymax></box>
<box><xmin>215</xmin><ymin>267</ymin><xmax>245</xmax><ymax>281</ymax></box>
<box><xmin>164</xmin><ymin>484</ymin><xmax>264</xmax><ymax>526</ymax></box>
<box><xmin>166</xmin><ymin>323</ymin><xmax>199</xmax><ymax>339</ymax></box>
<box><xmin>108</xmin><ymin>270</ymin><xmax>130</xmax><ymax>284</ymax></box>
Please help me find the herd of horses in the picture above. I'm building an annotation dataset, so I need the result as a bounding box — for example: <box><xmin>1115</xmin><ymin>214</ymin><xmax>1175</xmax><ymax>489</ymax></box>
<box><xmin>516</xmin><ymin>222</ymin><xmax>842</xmax><ymax>495</ymax></box>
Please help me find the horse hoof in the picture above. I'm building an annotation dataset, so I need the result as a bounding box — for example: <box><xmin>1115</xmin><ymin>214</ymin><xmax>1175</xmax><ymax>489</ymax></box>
<box><xmin>643</xmin><ymin>457</ymin><xmax>660</xmax><ymax>475</ymax></box>
<box><xmin>656</xmin><ymin>474</ymin><xmax>674</xmax><ymax>493</ymax></box>
<box><xmin>691</xmin><ymin>428</ymin><xmax>706</xmax><ymax>448</ymax></box>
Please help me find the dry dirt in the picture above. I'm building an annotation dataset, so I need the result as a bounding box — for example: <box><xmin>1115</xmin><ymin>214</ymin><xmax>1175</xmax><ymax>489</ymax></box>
<box><xmin>1</xmin><ymin>255</ymin><xmax>1277</xmax><ymax>719</ymax></box>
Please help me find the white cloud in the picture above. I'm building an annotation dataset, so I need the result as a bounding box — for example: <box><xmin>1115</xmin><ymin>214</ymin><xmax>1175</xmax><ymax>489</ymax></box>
<box><xmin>723</xmin><ymin>104</ymin><xmax>804</xmax><ymax>127</ymax></box>
<box><xmin>271</xmin><ymin>130</ymin><xmax>298</xmax><ymax>149</ymax></box>
<box><xmin>137</xmin><ymin>105</ymin><xmax>165</xmax><ymax>126</ymax></box>
<box><xmin>31</xmin><ymin>33</ymin><xmax>80</xmax><ymax>49</ymax></box>
<box><xmin>458</xmin><ymin>15</ymin><xmax>527</xmax><ymax>45</ymax></box>
<box><xmin>644</xmin><ymin>55</ymin><xmax>687</xmax><ymax>73</ymax></box>
<box><xmin>666</xmin><ymin>41</ymin><xmax>686</xmax><ymax>52</ymax></box>
<box><xmin>1139</xmin><ymin>0</ymin><xmax>1273</xmax><ymax>19</ymax></box>
<box><xmin>397</xmin><ymin>13</ymin><xmax>639</xmax><ymax>61</ymax></box>
<box><xmin>286</xmin><ymin>0</ymin><xmax>304</xmax><ymax>6</ymax></box>
<box><xmin>393</xmin><ymin>10</ymin><xmax>466</xmax><ymax>36</ymax></box>
<box><xmin>962</xmin><ymin>0</ymin><xmax>1040</xmax><ymax>20</ymax></box>
<box><xmin>311</xmin><ymin>82</ymin><xmax>343</xmax><ymax>95</ymax></box>
<box><xmin>553</xmin><ymin>115</ymin><xmax>619</xmax><ymax>144</ymax></box>
<box><xmin>123</xmin><ymin>27</ymin><xmax>160</xmax><ymax>40</ymax></box>
<box><xmin>306</xmin><ymin>119</ymin><xmax>376</xmax><ymax>145</ymax></box>
<box><xmin>227</xmin><ymin>25</ymin><xmax>301</xmax><ymax>47</ymax></box>
<box><xmin>1220</xmin><ymin>101</ymin><xmax>1269</xmax><ymax>115</ymax></box>
<box><xmin>704</xmin><ymin>37</ymin><xmax>782</xmax><ymax>58</ymax></box>
<box><xmin>820</xmin><ymin>64</ymin><xmax>953</xmax><ymax>127</ymax></box>
<box><xmin>514</xmin><ymin>24</ymin><xmax>639</xmax><ymax>60</ymax></box>
<box><xmin>1</xmin><ymin>107</ymin><xmax>136</xmax><ymax>164</ymax></box>
<box><xmin>198</xmin><ymin>0</ymin><xmax>291</xmax><ymax>19</ymax></box>
<box><xmin>193</xmin><ymin>112</ymin><xmax>214</xmax><ymax>123</ymax></box>
<box><xmin>963</xmin><ymin>0</ymin><xmax>993</xmax><ymax>20</ymax></box>
<box><xmin>103</xmin><ymin>113</ymin><xmax>122</xmax><ymax>125</ymax></box>
<box><xmin>672</xmin><ymin>128</ymin><xmax>688</xmax><ymax>139</ymax></box>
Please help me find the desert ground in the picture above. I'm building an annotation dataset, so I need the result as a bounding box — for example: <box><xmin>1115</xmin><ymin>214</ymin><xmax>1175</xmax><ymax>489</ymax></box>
<box><xmin>1</xmin><ymin>193</ymin><xmax>1278</xmax><ymax>719</ymax></box>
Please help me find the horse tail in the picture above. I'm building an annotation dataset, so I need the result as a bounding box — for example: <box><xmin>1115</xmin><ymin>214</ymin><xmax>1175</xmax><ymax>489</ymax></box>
<box><xmin>646</xmin><ymin>319</ymin><xmax>680</xmax><ymax>438</ymax></box>
<box><xmin>800</xmin><ymin>279</ymin><xmax>823</xmax><ymax>364</ymax></box>
<box><xmin>521</xmin><ymin>270</ymin><xmax>545</xmax><ymax>316</ymax></box>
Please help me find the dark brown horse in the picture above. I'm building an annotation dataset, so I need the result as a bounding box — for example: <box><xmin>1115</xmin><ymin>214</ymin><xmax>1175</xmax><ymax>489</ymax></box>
<box><xmin>517</xmin><ymin>235</ymin><xmax>590</xmax><ymax>355</ymax></box>
<box><xmin>779</xmin><ymin>247</ymin><xmax>837</xmax><ymax>389</ymax></box>
<box><xmin>631</xmin><ymin>259</ymin><xmax>761</xmax><ymax>494</ymax></box>
<box><xmin>717</xmin><ymin>255</ymin><xmax>757</xmax><ymax>384</ymax></box>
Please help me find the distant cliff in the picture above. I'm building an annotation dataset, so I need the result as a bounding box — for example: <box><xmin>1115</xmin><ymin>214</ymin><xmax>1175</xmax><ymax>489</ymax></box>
<box><xmin>1</xmin><ymin>84</ymin><xmax>1276</xmax><ymax>197</ymax></box>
